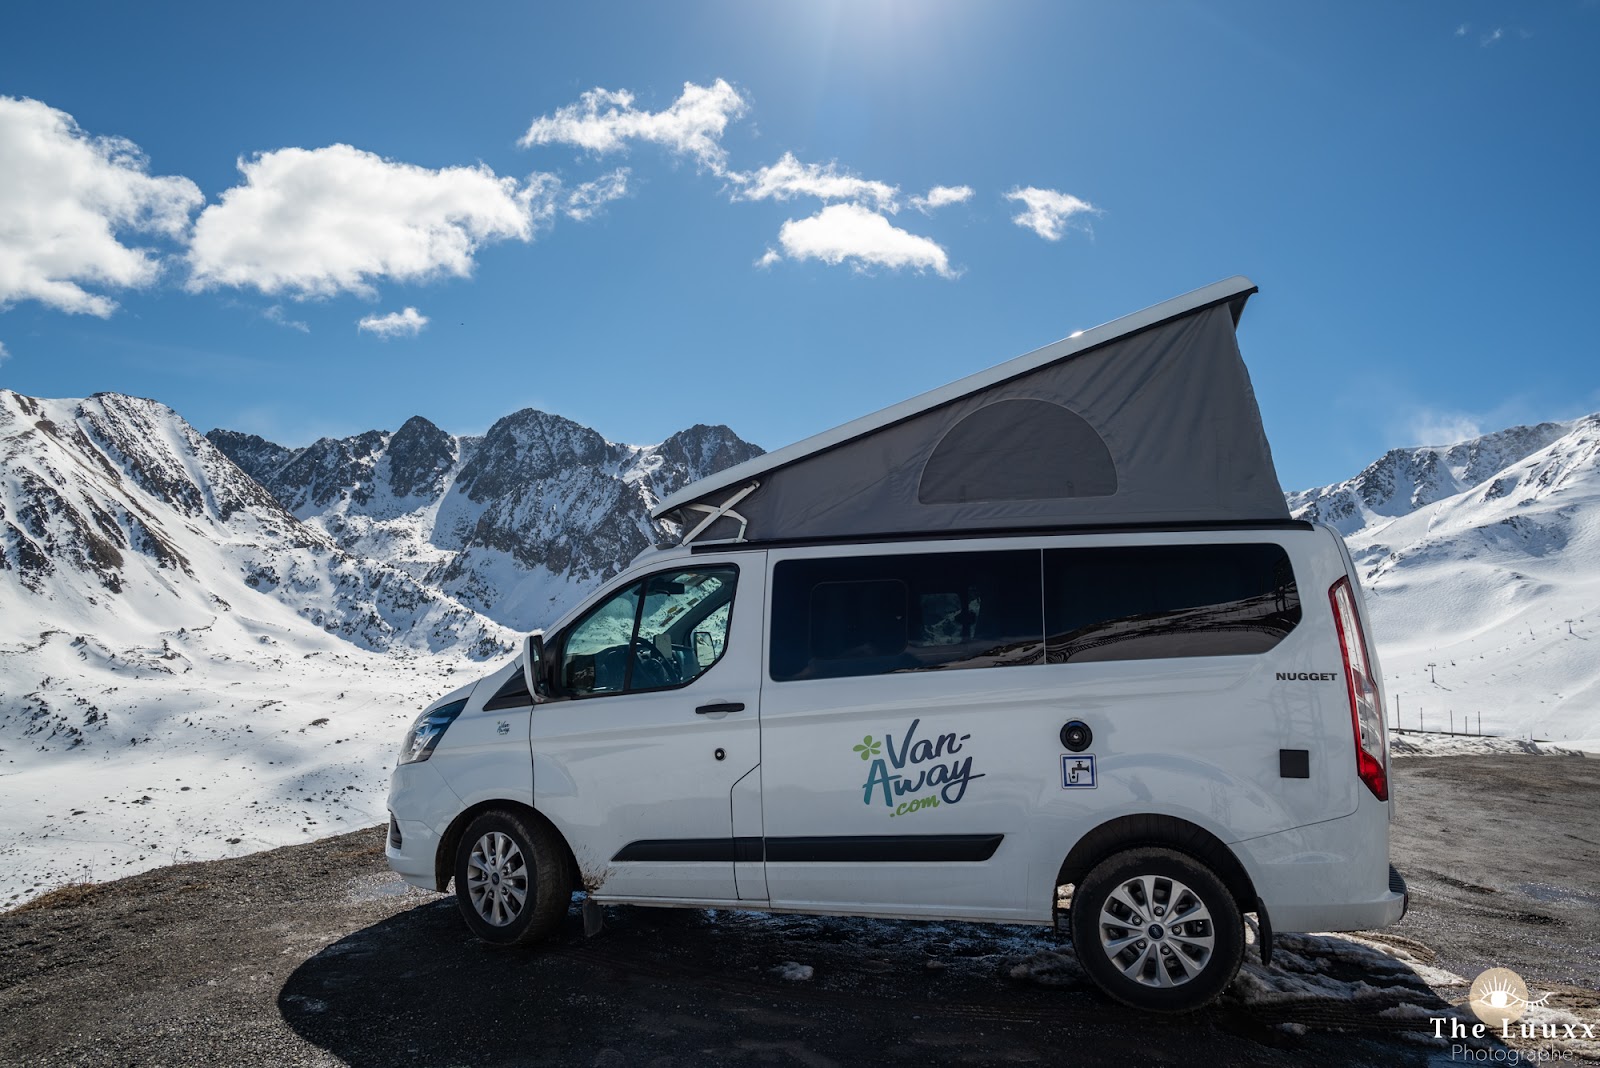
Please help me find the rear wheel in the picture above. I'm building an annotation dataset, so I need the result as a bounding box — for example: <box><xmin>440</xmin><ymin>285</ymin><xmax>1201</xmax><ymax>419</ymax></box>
<box><xmin>453</xmin><ymin>809</ymin><xmax>571</xmax><ymax>946</ymax></box>
<box><xmin>1069</xmin><ymin>846</ymin><xmax>1244</xmax><ymax>1012</ymax></box>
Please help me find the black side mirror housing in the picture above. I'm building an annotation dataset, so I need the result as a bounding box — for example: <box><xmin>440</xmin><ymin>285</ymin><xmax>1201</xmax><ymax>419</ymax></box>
<box><xmin>522</xmin><ymin>631</ymin><xmax>547</xmax><ymax>702</ymax></box>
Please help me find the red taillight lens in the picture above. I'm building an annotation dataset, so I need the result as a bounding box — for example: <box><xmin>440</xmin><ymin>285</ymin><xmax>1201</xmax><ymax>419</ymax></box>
<box><xmin>1329</xmin><ymin>576</ymin><xmax>1388</xmax><ymax>802</ymax></box>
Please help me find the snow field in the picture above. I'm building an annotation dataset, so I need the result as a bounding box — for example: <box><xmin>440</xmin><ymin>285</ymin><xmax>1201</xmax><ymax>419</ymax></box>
<box><xmin>1</xmin><ymin>621</ymin><xmax>476</xmax><ymax>906</ymax></box>
<box><xmin>1292</xmin><ymin>413</ymin><xmax>1600</xmax><ymax>744</ymax></box>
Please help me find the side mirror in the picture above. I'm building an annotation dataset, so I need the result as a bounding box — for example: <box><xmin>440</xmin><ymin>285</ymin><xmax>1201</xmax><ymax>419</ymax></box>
<box><xmin>522</xmin><ymin>630</ymin><xmax>547</xmax><ymax>702</ymax></box>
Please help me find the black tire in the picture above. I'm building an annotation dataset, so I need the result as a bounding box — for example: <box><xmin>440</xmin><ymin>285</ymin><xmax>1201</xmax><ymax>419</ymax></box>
<box><xmin>453</xmin><ymin>809</ymin><xmax>571</xmax><ymax>946</ymax></box>
<box><xmin>1069</xmin><ymin>846</ymin><xmax>1244</xmax><ymax>1013</ymax></box>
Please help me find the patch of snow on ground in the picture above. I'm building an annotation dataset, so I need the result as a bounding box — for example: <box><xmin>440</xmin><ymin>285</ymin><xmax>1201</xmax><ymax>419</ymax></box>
<box><xmin>1389</xmin><ymin>733</ymin><xmax>1594</xmax><ymax>758</ymax></box>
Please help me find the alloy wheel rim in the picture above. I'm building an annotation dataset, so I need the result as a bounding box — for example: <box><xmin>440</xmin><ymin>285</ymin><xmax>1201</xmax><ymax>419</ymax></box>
<box><xmin>1095</xmin><ymin>873</ymin><xmax>1216</xmax><ymax>988</ymax></box>
<box><xmin>467</xmin><ymin>831</ymin><xmax>530</xmax><ymax>926</ymax></box>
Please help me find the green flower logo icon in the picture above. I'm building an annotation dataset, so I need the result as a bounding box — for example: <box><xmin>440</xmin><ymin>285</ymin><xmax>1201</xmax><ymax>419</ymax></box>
<box><xmin>853</xmin><ymin>735</ymin><xmax>882</xmax><ymax>761</ymax></box>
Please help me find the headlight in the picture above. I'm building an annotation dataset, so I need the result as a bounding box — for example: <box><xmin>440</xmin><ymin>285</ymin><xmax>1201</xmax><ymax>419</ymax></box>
<box><xmin>398</xmin><ymin>699</ymin><xmax>467</xmax><ymax>765</ymax></box>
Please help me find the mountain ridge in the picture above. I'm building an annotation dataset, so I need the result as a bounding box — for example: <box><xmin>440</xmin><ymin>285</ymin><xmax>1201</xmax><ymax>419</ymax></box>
<box><xmin>1288</xmin><ymin>410</ymin><xmax>1600</xmax><ymax>743</ymax></box>
<box><xmin>206</xmin><ymin>411</ymin><xmax>764</xmax><ymax>630</ymax></box>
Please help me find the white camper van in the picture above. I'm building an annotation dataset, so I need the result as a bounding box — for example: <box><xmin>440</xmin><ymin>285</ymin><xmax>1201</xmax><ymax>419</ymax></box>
<box><xmin>385</xmin><ymin>278</ymin><xmax>1406</xmax><ymax>1012</ymax></box>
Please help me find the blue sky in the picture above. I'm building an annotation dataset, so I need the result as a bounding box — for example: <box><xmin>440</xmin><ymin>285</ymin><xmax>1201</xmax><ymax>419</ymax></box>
<box><xmin>1</xmin><ymin>1</ymin><xmax>1596</xmax><ymax>490</ymax></box>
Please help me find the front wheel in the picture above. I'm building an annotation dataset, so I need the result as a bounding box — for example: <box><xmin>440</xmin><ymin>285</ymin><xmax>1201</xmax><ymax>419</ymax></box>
<box><xmin>1069</xmin><ymin>846</ymin><xmax>1244</xmax><ymax>1012</ymax></box>
<box><xmin>453</xmin><ymin>809</ymin><xmax>571</xmax><ymax>946</ymax></box>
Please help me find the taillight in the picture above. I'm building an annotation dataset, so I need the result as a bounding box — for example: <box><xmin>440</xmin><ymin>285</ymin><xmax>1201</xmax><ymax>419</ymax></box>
<box><xmin>1329</xmin><ymin>576</ymin><xmax>1388</xmax><ymax>801</ymax></box>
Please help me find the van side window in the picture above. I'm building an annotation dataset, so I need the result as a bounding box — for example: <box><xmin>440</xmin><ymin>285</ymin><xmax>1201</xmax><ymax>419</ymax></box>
<box><xmin>770</xmin><ymin>551</ymin><xmax>1043</xmax><ymax>682</ymax></box>
<box><xmin>560</xmin><ymin>567</ymin><xmax>738</xmax><ymax>698</ymax></box>
<box><xmin>562</xmin><ymin>582</ymin><xmax>642</xmax><ymax>696</ymax></box>
<box><xmin>483</xmin><ymin>669</ymin><xmax>533</xmax><ymax>710</ymax></box>
<box><xmin>1043</xmin><ymin>544</ymin><xmax>1301</xmax><ymax>664</ymax></box>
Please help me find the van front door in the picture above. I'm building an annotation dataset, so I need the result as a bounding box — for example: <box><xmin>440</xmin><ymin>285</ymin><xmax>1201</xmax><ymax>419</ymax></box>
<box><xmin>532</xmin><ymin>553</ymin><xmax>766</xmax><ymax>903</ymax></box>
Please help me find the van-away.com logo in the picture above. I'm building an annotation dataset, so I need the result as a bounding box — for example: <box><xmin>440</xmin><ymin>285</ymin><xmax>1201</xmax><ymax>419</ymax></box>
<box><xmin>853</xmin><ymin>718</ymin><xmax>984</xmax><ymax>817</ymax></box>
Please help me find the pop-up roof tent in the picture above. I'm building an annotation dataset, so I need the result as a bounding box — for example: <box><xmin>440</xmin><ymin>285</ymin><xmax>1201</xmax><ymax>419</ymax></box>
<box><xmin>652</xmin><ymin>276</ymin><xmax>1288</xmax><ymax>546</ymax></box>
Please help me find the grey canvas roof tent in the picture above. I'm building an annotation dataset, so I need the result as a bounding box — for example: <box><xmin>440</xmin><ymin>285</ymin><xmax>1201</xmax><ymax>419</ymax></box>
<box><xmin>652</xmin><ymin>276</ymin><xmax>1289</xmax><ymax>546</ymax></box>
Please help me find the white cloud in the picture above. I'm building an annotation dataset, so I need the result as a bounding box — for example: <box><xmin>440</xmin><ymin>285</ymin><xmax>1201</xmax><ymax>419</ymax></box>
<box><xmin>1455</xmin><ymin>23</ymin><xmax>1469</xmax><ymax>36</ymax></box>
<box><xmin>768</xmin><ymin>203</ymin><xmax>954</xmax><ymax>278</ymax></box>
<box><xmin>1004</xmin><ymin>186</ymin><xmax>1099</xmax><ymax>241</ymax></box>
<box><xmin>909</xmin><ymin>184</ymin><xmax>974</xmax><ymax>214</ymax></box>
<box><xmin>1407</xmin><ymin>410</ymin><xmax>1484</xmax><ymax>447</ymax></box>
<box><xmin>0</xmin><ymin>340</ymin><xmax>9</xmax><ymax>365</ymax></box>
<box><xmin>565</xmin><ymin>168</ymin><xmax>630</xmax><ymax>220</ymax></box>
<box><xmin>357</xmin><ymin>306</ymin><xmax>428</xmax><ymax>339</ymax></box>
<box><xmin>519</xmin><ymin>80</ymin><xmax>747</xmax><ymax>171</ymax></box>
<box><xmin>0</xmin><ymin>96</ymin><xmax>202</xmax><ymax>317</ymax></box>
<box><xmin>262</xmin><ymin>304</ymin><xmax>308</xmax><ymax>332</ymax></box>
<box><xmin>187</xmin><ymin>144</ymin><xmax>551</xmax><ymax>299</ymax></box>
<box><xmin>731</xmin><ymin>152</ymin><xmax>900</xmax><ymax>212</ymax></box>
<box><xmin>1481</xmin><ymin>27</ymin><xmax>1504</xmax><ymax>46</ymax></box>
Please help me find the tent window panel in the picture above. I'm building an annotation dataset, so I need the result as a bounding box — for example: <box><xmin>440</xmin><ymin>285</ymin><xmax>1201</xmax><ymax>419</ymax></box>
<box><xmin>1043</xmin><ymin>544</ymin><xmax>1302</xmax><ymax>664</ymax></box>
<box><xmin>918</xmin><ymin>399</ymin><xmax>1118</xmax><ymax>505</ymax></box>
<box><xmin>770</xmin><ymin>550</ymin><xmax>1044</xmax><ymax>682</ymax></box>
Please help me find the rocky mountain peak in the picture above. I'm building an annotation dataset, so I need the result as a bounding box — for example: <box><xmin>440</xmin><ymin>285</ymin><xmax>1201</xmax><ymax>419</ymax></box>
<box><xmin>455</xmin><ymin>408</ymin><xmax>621</xmax><ymax>502</ymax></box>
<box><xmin>386</xmin><ymin>416</ymin><xmax>457</xmax><ymax>501</ymax></box>
<box><xmin>268</xmin><ymin>425</ymin><xmax>390</xmax><ymax>511</ymax></box>
<box><xmin>655</xmin><ymin>423</ymin><xmax>764</xmax><ymax>476</ymax></box>
<box><xmin>205</xmin><ymin>429</ymin><xmax>292</xmax><ymax>487</ymax></box>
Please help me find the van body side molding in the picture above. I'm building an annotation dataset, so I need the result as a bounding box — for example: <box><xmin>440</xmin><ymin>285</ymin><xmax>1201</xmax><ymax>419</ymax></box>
<box><xmin>612</xmin><ymin>834</ymin><xmax>1004</xmax><ymax>864</ymax></box>
<box><xmin>766</xmin><ymin>834</ymin><xmax>1004</xmax><ymax>863</ymax></box>
<box><xmin>611</xmin><ymin>838</ymin><xmax>764</xmax><ymax>863</ymax></box>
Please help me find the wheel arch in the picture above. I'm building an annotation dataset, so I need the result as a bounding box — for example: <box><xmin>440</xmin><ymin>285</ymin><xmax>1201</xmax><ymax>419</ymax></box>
<box><xmin>1057</xmin><ymin>813</ymin><xmax>1259</xmax><ymax>915</ymax></box>
<box><xmin>434</xmin><ymin>799</ymin><xmax>579</xmax><ymax>895</ymax></box>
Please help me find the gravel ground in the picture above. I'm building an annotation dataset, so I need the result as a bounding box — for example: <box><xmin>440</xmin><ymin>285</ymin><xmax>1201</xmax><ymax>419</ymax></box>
<box><xmin>0</xmin><ymin>753</ymin><xmax>1594</xmax><ymax>1067</ymax></box>
<box><xmin>1387</xmin><ymin>753</ymin><xmax>1600</xmax><ymax>990</ymax></box>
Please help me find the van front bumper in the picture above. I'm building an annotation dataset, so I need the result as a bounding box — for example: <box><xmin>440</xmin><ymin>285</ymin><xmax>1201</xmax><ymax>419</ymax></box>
<box><xmin>385</xmin><ymin>814</ymin><xmax>442</xmax><ymax>890</ymax></box>
<box><xmin>385</xmin><ymin>760</ymin><xmax>462</xmax><ymax>892</ymax></box>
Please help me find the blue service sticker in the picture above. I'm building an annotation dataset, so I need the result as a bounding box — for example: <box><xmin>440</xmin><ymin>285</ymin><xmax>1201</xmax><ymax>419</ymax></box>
<box><xmin>1061</xmin><ymin>754</ymin><xmax>1097</xmax><ymax>789</ymax></box>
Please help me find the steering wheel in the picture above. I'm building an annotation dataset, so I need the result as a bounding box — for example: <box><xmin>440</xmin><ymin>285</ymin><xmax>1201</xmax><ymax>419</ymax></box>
<box><xmin>630</xmin><ymin>636</ymin><xmax>681</xmax><ymax>688</ymax></box>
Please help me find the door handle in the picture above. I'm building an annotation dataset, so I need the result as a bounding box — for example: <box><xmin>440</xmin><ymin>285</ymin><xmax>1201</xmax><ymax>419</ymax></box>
<box><xmin>696</xmin><ymin>702</ymin><xmax>745</xmax><ymax>715</ymax></box>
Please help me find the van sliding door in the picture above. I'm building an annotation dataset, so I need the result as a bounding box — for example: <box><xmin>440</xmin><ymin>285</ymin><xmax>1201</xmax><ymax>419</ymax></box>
<box><xmin>757</xmin><ymin>546</ymin><xmax>1045</xmax><ymax>920</ymax></box>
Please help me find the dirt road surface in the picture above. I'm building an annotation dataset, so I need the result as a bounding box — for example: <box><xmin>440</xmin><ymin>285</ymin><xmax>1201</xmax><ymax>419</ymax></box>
<box><xmin>1</xmin><ymin>754</ymin><xmax>1595</xmax><ymax>1067</ymax></box>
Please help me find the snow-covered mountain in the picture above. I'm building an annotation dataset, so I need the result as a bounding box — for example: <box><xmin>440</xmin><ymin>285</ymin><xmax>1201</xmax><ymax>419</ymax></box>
<box><xmin>0</xmin><ymin>390</ymin><xmax>512</xmax><ymax>662</ymax></box>
<box><xmin>0</xmin><ymin>389</ymin><xmax>525</xmax><ymax>903</ymax></box>
<box><xmin>1289</xmin><ymin>413</ymin><xmax>1600</xmax><ymax>745</ymax></box>
<box><xmin>208</xmin><ymin>412</ymin><xmax>763</xmax><ymax>630</ymax></box>
<box><xmin>0</xmin><ymin>390</ymin><xmax>761</xmax><ymax>904</ymax></box>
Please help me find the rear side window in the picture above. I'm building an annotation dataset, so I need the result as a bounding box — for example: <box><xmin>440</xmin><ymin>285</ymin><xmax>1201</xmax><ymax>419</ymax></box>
<box><xmin>770</xmin><ymin>551</ymin><xmax>1043</xmax><ymax>681</ymax></box>
<box><xmin>1043</xmin><ymin>543</ymin><xmax>1300</xmax><ymax>664</ymax></box>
